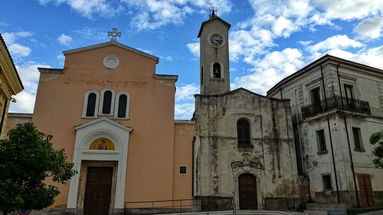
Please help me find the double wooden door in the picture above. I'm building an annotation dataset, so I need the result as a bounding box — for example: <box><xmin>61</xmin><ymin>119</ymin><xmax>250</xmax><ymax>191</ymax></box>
<box><xmin>239</xmin><ymin>174</ymin><xmax>257</xmax><ymax>209</ymax></box>
<box><xmin>357</xmin><ymin>174</ymin><xmax>374</xmax><ymax>207</ymax></box>
<box><xmin>83</xmin><ymin>167</ymin><xmax>114</xmax><ymax>215</ymax></box>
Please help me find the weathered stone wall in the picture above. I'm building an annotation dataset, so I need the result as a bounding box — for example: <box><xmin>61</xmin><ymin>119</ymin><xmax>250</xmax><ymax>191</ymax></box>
<box><xmin>268</xmin><ymin>57</ymin><xmax>383</xmax><ymax>208</ymax></box>
<box><xmin>194</xmin><ymin>88</ymin><xmax>299</xmax><ymax>209</ymax></box>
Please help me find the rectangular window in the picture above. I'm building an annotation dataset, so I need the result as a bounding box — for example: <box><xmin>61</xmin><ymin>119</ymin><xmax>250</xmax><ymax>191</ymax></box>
<box><xmin>344</xmin><ymin>84</ymin><xmax>354</xmax><ymax>99</ymax></box>
<box><xmin>310</xmin><ymin>87</ymin><xmax>321</xmax><ymax>105</ymax></box>
<box><xmin>322</xmin><ymin>174</ymin><xmax>332</xmax><ymax>191</ymax></box>
<box><xmin>179</xmin><ymin>166</ymin><xmax>187</xmax><ymax>175</ymax></box>
<box><xmin>352</xmin><ymin>127</ymin><xmax>364</xmax><ymax>151</ymax></box>
<box><xmin>317</xmin><ymin>129</ymin><xmax>327</xmax><ymax>153</ymax></box>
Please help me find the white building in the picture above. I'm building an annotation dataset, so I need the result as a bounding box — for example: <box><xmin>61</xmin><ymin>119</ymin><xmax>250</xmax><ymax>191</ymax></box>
<box><xmin>267</xmin><ymin>54</ymin><xmax>383</xmax><ymax>208</ymax></box>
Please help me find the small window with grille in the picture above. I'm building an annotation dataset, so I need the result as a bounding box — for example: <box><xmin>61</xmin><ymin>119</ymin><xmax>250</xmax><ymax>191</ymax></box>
<box><xmin>322</xmin><ymin>174</ymin><xmax>332</xmax><ymax>191</ymax></box>
<box><xmin>179</xmin><ymin>166</ymin><xmax>187</xmax><ymax>175</ymax></box>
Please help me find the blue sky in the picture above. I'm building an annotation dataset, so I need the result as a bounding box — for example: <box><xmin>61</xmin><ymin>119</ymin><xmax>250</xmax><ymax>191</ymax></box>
<box><xmin>1</xmin><ymin>0</ymin><xmax>383</xmax><ymax>119</ymax></box>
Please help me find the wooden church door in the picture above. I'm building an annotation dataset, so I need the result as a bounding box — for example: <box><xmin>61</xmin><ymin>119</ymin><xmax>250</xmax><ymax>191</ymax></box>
<box><xmin>83</xmin><ymin>167</ymin><xmax>113</xmax><ymax>215</ymax></box>
<box><xmin>239</xmin><ymin>173</ymin><xmax>257</xmax><ymax>209</ymax></box>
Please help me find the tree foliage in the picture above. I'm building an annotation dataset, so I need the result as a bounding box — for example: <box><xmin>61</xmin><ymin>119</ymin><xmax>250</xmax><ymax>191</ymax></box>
<box><xmin>0</xmin><ymin>123</ymin><xmax>76</xmax><ymax>214</ymax></box>
<box><xmin>369</xmin><ymin>131</ymin><xmax>383</xmax><ymax>168</ymax></box>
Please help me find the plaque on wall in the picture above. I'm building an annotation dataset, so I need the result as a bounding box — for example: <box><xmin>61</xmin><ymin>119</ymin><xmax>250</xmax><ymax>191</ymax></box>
<box><xmin>103</xmin><ymin>55</ymin><xmax>119</xmax><ymax>69</ymax></box>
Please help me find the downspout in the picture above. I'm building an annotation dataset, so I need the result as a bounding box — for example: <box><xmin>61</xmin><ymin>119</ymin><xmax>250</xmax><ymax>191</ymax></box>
<box><xmin>337</xmin><ymin>64</ymin><xmax>360</xmax><ymax>207</ymax></box>
<box><xmin>336</xmin><ymin>64</ymin><xmax>344</xmax><ymax>108</ymax></box>
<box><xmin>0</xmin><ymin>99</ymin><xmax>8</xmax><ymax>134</ymax></box>
<box><xmin>327</xmin><ymin>119</ymin><xmax>341</xmax><ymax>203</ymax></box>
<box><xmin>321</xmin><ymin>64</ymin><xmax>340</xmax><ymax>203</ymax></box>
<box><xmin>192</xmin><ymin>136</ymin><xmax>195</xmax><ymax>198</ymax></box>
<box><xmin>320</xmin><ymin>65</ymin><xmax>328</xmax><ymax>109</ymax></box>
<box><xmin>280</xmin><ymin>87</ymin><xmax>283</xmax><ymax>99</ymax></box>
<box><xmin>343</xmin><ymin>117</ymin><xmax>360</xmax><ymax>207</ymax></box>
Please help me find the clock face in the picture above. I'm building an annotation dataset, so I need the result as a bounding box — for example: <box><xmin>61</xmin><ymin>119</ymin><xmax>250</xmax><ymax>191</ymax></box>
<box><xmin>210</xmin><ymin>34</ymin><xmax>223</xmax><ymax>46</ymax></box>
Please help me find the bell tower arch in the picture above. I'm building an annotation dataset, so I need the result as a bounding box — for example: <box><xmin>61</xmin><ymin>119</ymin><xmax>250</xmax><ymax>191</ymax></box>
<box><xmin>198</xmin><ymin>10</ymin><xmax>231</xmax><ymax>95</ymax></box>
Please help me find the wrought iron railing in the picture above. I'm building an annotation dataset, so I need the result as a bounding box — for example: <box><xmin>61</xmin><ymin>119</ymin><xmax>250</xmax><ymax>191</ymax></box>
<box><xmin>301</xmin><ymin>95</ymin><xmax>371</xmax><ymax>119</ymax></box>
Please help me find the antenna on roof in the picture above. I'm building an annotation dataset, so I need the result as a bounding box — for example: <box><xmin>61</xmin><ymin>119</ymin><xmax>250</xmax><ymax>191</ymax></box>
<box><xmin>209</xmin><ymin>7</ymin><xmax>217</xmax><ymax>19</ymax></box>
<box><xmin>108</xmin><ymin>28</ymin><xmax>121</xmax><ymax>42</ymax></box>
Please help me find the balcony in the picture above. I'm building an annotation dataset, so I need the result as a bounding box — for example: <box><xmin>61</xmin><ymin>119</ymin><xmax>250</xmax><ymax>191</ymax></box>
<box><xmin>301</xmin><ymin>95</ymin><xmax>371</xmax><ymax>119</ymax></box>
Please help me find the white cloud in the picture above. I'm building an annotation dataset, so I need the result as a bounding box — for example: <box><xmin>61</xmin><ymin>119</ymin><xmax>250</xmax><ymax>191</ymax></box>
<box><xmin>2</xmin><ymin>32</ymin><xmax>33</xmax><ymax>58</ymax></box>
<box><xmin>311</xmin><ymin>0</ymin><xmax>383</xmax><ymax>22</ymax></box>
<box><xmin>186</xmin><ymin>42</ymin><xmax>199</xmax><ymax>57</ymax></box>
<box><xmin>39</xmin><ymin>0</ymin><xmax>231</xmax><ymax>29</ymax></box>
<box><xmin>354</xmin><ymin>17</ymin><xmax>383</xmax><ymax>40</ymax></box>
<box><xmin>327</xmin><ymin>45</ymin><xmax>383</xmax><ymax>70</ymax></box>
<box><xmin>8</xmin><ymin>44</ymin><xmax>31</xmax><ymax>57</ymax></box>
<box><xmin>57</xmin><ymin>33</ymin><xmax>73</xmax><ymax>46</ymax></box>
<box><xmin>175</xmin><ymin>84</ymin><xmax>198</xmax><ymax>102</ymax></box>
<box><xmin>232</xmin><ymin>48</ymin><xmax>304</xmax><ymax>94</ymax></box>
<box><xmin>307</xmin><ymin>35</ymin><xmax>363</xmax><ymax>53</ymax></box>
<box><xmin>9</xmin><ymin>91</ymin><xmax>36</xmax><ymax>113</ymax></box>
<box><xmin>175</xmin><ymin>83</ymin><xmax>198</xmax><ymax>119</ymax></box>
<box><xmin>174</xmin><ymin>102</ymin><xmax>194</xmax><ymax>119</ymax></box>
<box><xmin>9</xmin><ymin>62</ymin><xmax>51</xmax><ymax>113</ymax></box>
<box><xmin>229</xmin><ymin>28</ymin><xmax>274</xmax><ymax>63</ymax></box>
<box><xmin>39</xmin><ymin>0</ymin><xmax>121</xmax><ymax>18</ymax></box>
<box><xmin>298</xmin><ymin>40</ymin><xmax>312</xmax><ymax>46</ymax></box>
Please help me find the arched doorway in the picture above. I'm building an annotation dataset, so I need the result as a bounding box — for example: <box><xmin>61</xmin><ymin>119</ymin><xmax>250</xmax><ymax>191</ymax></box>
<box><xmin>239</xmin><ymin>173</ymin><xmax>257</xmax><ymax>209</ymax></box>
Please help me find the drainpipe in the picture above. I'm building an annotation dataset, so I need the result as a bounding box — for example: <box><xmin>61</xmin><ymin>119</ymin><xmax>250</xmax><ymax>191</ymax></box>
<box><xmin>336</xmin><ymin>64</ymin><xmax>344</xmax><ymax>108</ymax></box>
<box><xmin>321</xmin><ymin>64</ymin><xmax>341</xmax><ymax>203</ymax></box>
<box><xmin>280</xmin><ymin>87</ymin><xmax>283</xmax><ymax>99</ymax></box>
<box><xmin>327</xmin><ymin>119</ymin><xmax>341</xmax><ymax>203</ymax></box>
<box><xmin>0</xmin><ymin>99</ymin><xmax>8</xmax><ymax>134</ymax></box>
<box><xmin>343</xmin><ymin>117</ymin><xmax>360</xmax><ymax>207</ymax></box>
<box><xmin>192</xmin><ymin>136</ymin><xmax>195</xmax><ymax>198</ymax></box>
<box><xmin>336</xmin><ymin>64</ymin><xmax>360</xmax><ymax>207</ymax></box>
<box><xmin>320</xmin><ymin>65</ymin><xmax>328</xmax><ymax>110</ymax></box>
<box><xmin>294</xmin><ymin>89</ymin><xmax>304</xmax><ymax>174</ymax></box>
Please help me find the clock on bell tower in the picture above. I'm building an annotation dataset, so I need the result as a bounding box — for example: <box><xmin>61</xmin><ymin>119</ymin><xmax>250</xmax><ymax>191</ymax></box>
<box><xmin>198</xmin><ymin>10</ymin><xmax>231</xmax><ymax>95</ymax></box>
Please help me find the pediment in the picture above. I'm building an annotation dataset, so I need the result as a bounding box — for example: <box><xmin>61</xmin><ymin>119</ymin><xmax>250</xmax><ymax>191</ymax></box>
<box><xmin>75</xmin><ymin>117</ymin><xmax>132</xmax><ymax>132</ymax></box>
<box><xmin>63</xmin><ymin>41</ymin><xmax>159</xmax><ymax>64</ymax></box>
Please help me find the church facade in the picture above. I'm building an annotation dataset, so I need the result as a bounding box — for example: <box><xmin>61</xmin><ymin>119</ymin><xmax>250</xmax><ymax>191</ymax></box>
<box><xmin>193</xmin><ymin>15</ymin><xmax>299</xmax><ymax>210</ymax></box>
<box><xmin>4</xmin><ymin>14</ymin><xmax>383</xmax><ymax>215</ymax></box>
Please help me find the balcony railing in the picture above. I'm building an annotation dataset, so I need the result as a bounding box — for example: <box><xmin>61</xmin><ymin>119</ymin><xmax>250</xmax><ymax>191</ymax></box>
<box><xmin>301</xmin><ymin>95</ymin><xmax>371</xmax><ymax>119</ymax></box>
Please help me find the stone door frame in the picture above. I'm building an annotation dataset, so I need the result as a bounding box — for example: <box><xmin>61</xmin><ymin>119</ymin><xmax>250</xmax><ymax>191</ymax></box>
<box><xmin>67</xmin><ymin>117</ymin><xmax>132</xmax><ymax>209</ymax></box>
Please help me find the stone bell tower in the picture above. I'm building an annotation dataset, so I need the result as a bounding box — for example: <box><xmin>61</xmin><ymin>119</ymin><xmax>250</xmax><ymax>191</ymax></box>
<box><xmin>198</xmin><ymin>9</ymin><xmax>231</xmax><ymax>95</ymax></box>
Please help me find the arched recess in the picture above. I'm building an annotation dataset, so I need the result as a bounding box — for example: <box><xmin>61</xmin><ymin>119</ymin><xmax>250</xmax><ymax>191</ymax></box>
<box><xmin>82</xmin><ymin>90</ymin><xmax>99</xmax><ymax>118</ymax></box>
<box><xmin>99</xmin><ymin>88</ymin><xmax>115</xmax><ymax>115</ymax></box>
<box><xmin>238</xmin><ymin>173</ymin><xmax>257</xmax><ymax>209</ymax></box>
<box><xmin>237</xmin><ymin>118</ymin><xmax>251</xmax><ymax>147</ymax></box>
<box><xmin>67</xmin><ymin>117</ymin><xmax>132</xmax><ymax>209</ymax></box>
<box><xmin>114</xmin><ymin>91</ymin><xmax>130</xmax><ymax>119</ymax></box>
<box><xmin>210</xmin><ymin>62</ymin><xmax>224</xmax><ymax>79</ymax></box>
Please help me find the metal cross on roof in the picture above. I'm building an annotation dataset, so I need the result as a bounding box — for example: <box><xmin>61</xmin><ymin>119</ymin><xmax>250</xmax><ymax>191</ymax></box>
<box><xmin>209</xmin><ymin>7</ymin><xmax>217</xmax><ymax>18</ymax></box>
<box><xmin>108</xmin><ymin>28</ymin><xmax>121</xmax><ymax>41</ymax></box>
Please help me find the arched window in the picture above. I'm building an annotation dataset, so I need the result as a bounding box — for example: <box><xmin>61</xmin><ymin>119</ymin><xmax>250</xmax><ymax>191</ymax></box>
<box><xmin>86</xmin><ymin>93</ymin><xmax>97</xmax><ymax>117</ymax></box>
<box><xmin>82</xmin><ymin>90</ymin><xmax>99</xmax><ymax>118</ymax></box>
<box><xmin>117</xmin><ymin>95</ymin><xmax>127</xmax><ymax>117</ymax></box>
<box><xmin>213</xmin><ymin>63</ymin><xmax>221</xmax><ymax>78</ymax></box>
<box><xmin>102</xmin><ymin>90</ymin><xmax>113</xmax><ymax>114</ymax></box>
<box><xmin>237</xmin><ymin>118</ymin><xmax>251</xmax><ymax>146</ymax></box>
<box><xmin>114</xmin><ymin>92</ymin><xmax>130</xmax><ymax>119</ymax></box>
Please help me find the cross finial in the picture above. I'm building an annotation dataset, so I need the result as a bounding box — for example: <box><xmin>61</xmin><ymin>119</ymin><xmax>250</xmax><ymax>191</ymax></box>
<box><xmin>108</xmin><ymin>28</ymin><xmax>121</xmax><ymax>42</ymax></box>
<box><xmin>209</xmin><ymin>7</ymin><xmax>217</xmax><ymax>19</ymax></box>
